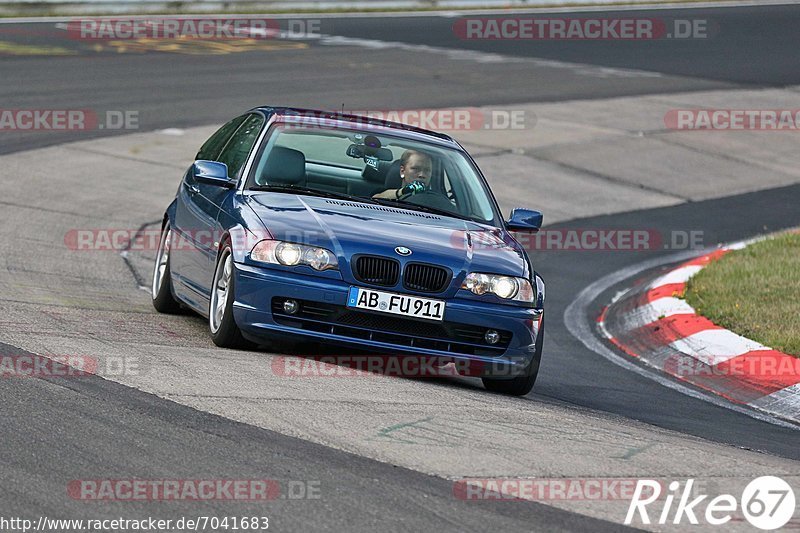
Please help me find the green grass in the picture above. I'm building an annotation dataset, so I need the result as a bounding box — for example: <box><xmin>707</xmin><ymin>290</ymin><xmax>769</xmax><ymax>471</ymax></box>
<box><xmin>685</xmin><ymin>232</ymin><xmax>800</xmax><ymax>358</ymax></box>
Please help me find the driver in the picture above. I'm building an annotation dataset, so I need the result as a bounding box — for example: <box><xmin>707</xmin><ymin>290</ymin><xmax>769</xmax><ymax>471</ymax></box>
<box><xmin>372</xmin><ymin>150</ymin><xmax>432</xmax><ymax>200</ymax></box>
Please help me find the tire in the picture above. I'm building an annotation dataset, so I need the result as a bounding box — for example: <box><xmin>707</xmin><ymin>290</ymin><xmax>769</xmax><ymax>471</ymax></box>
<box><xmin>482</xmin><ymin>320</ymin><xmax>544</xmax><ymax>396</ymax></box>
<box><xmin>209</xmin><ymin>243</ymin><xmax>250</xmax><ymax>348</ymax></box>
<box><xmin>151</xmin><ymin>224</ymin><xmax>182</xmax><ymax>314</ymax></box>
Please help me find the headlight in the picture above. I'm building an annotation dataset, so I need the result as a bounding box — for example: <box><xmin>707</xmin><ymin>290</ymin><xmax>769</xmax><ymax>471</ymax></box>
<box><xmin>276</xmin><ymin>242</ymin><xmax>302</xmax><ymax>266</ymax></box>
<box><xmin>461</xmin><ymin>273</ymin><xmax>535</xmax><ymax>303</ymax></box>
<box><xmin>492</xmin><ymin>276</ymin><xmax>519</xmax><ymax>299</ymax></box>
<box><xmin>251</xmin><ymin>240</ymin><xmax>338</xmax><ymax>271</ymax></box>
<box><xmin>304</xmin><ymin>247</ymin><xmax>334</xmax><ymax>271</ymax></box>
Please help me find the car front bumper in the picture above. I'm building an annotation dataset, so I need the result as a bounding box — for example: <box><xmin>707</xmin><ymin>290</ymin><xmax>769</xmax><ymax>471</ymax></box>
<box><xmin>232</xmin><ymin>262</ymin><xmax>543</xmax><ymax>378</ymax></box>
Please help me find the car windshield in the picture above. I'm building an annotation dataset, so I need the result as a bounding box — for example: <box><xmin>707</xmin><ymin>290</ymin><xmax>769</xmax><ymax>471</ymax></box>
<box><xmin>246</xmin><ymin>124</ymin><xmax>499</xmax><ymax>225</ymax></box>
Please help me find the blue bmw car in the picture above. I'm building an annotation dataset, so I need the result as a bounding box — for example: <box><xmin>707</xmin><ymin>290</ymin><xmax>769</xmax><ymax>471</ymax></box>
<box><xmin>152</xmin><ymin>107</ymin><xmax>545</xmax><ymax>395</ymax></box>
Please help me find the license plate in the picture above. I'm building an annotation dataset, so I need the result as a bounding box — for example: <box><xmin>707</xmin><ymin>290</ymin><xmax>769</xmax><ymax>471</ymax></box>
<box><xmin>347</xmin><ymin>287</ymin><xmax>445</xmax><ymax>321</ymax></box>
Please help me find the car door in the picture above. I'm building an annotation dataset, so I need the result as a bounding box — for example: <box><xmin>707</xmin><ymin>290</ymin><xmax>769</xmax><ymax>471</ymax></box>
<box><xmin>201</xmin><ymin>113</ymin><xmax>266</xmax><ymax>285</ymax></box>
<box><xmin>173</xmin><ymin>115</ymin><xmax>246</xmax><ymax>305</ymax></box>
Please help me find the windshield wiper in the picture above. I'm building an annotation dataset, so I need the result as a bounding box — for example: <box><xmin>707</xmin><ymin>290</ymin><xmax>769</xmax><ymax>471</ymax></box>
<box><xmin>371</xmin><ymin>197</ymin><xmax>474</xmax><ymax>222</ymax></box>
<box><xmin>249</xmin><ymin>184</ymin><xmax>380</xmax><ymax>205</ymax></box>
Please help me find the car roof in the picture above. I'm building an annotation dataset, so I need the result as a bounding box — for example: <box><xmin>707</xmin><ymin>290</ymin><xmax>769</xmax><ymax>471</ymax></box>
<box><xmin>251</xmin><ymin>106</ymin><xmax>463</xmax><ymax>149</ymax></box>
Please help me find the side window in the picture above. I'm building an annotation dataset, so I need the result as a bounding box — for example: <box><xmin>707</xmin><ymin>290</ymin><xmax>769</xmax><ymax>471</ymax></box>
<box><xmin>195</xmin><ymin>115</ymin><xmax>247</xmax><ymax>161</ymax></box>
<box><xmin>217</xmin><ymin>114</ymin><xmax>266</xmax><ymax>179</ymax></box>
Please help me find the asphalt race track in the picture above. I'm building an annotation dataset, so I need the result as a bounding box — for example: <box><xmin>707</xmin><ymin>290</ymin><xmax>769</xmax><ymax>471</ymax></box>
<box><xmin>1</xmin><ymin>3</ymin><xmax>799</xmax><ymax>531</ymax></box>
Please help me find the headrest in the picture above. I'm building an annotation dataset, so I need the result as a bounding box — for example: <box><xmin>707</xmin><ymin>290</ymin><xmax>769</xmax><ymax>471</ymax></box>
<box><xmin>261</xmin><ymin>146</ymin><xmax>306</xmax><ymax>185</ymax></box>
<box><xmin>362</xmin><ymin>159</ymin><xmax>392</xmax><ymax>183</ymax></box>
<box><xmin>384</xmin><ymin>160</ymin><xmax>403</xmax><ymax>189</ymax></box>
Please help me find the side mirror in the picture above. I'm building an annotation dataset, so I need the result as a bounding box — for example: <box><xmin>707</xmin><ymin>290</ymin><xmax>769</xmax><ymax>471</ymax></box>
<box><xmin>506</xmin><ymin>208</ymin><xmax>543</xmax><ymax>232</ymax></box>
<box><xmin>192</xmin><ymin>160</ymin><xmax>236</xmax><ymax>188</ymax></box>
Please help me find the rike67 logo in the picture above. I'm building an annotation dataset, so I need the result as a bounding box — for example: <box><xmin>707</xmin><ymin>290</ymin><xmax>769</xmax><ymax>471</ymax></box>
<box><xmin>626</xmin><ymin>476</ymin><xmax>796</xmax><ymax>530</ymax></box>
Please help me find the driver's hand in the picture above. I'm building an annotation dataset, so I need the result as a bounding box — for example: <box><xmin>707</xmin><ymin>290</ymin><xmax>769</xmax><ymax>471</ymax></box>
<box><xmin>399</xmin><ymin>180</ymin><xmax>426</xmax><ymax>197</ymax></box>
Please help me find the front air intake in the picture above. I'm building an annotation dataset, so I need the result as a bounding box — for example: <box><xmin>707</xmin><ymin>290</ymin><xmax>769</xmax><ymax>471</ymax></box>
<box><xmin>353</xmin><ymin>255</ymin><xmax>400</xmax><ymax>287</ymax></box>
<box><xmin>403</xmin><ymin>263</ymin><xmax>451</xmax><ymax>293</ymax></box>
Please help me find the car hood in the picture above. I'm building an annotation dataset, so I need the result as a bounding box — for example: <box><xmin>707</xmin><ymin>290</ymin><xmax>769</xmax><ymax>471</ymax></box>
<box><xmin>245</xmin><ymin>193</ymin><xmax>529</xmax><ymax>286</ymax></box>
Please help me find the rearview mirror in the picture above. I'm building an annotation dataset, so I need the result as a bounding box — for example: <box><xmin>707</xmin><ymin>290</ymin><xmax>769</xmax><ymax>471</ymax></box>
<box><xmin>346</xmin><ymin>144</ymin><xmax>394</xmax><ymax>162</ymax></box>
<box><xmin>368</xmin><ymin>147</ymin><xmax>394</xmax><ymax>161</ymax></box>
<box><xmin>506</xmin><ymin>208</ymin><xmax>543</xmax><ymax>232</ymax></box>
<box><xmin>346</xmin><ymin>144</ymin><xmax>365</xmax><ymax>158</ymax></box>
<box><xmin>192</xmin><ymin>160</ymin><xmax>236</xmax><ymax>188</ymax></box>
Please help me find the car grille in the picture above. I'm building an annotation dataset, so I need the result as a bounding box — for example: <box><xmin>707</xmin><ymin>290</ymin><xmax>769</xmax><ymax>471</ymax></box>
<box><xmin>403</xmin><ymin>263</ymin><xmax>451</xmax><ymax>293</ymax></box>
<box><xmin>353</xmin><ymin>255</ymin><xmax>400</xmax><ymax>287</ymax></box>
<box><xmin>272</xmin><ymin>298</ymin><xmax>512</xmax><ymax>357</ymax></box>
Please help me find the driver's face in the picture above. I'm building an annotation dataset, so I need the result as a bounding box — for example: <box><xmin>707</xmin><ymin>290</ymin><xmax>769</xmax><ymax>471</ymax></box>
<box><xmin>401</xmin><ymin>154</ymin><xmax>432</xmax><ymax>186</ymax></box>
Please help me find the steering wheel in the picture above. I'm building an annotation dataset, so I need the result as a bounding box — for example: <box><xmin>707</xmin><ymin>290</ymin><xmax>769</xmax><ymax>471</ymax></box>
<box><xmin>397</xmin><ymin>188</ymin><xmax>457</xmax><ymax>212</ymax></box>
<box><xmin>398</xmin><ymin>188</ymin><xmax>450</xmax><ymax>202</ymax></box>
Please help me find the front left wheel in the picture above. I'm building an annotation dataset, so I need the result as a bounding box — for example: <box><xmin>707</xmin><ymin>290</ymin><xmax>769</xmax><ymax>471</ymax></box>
<box><xmin>152</xmin><ymin>225</ymin><xmax>182</xmax><ymax>314</ymax></box>
<box><xmin>481</xmin><ymin>320</ymin><xmax>544</xmax><ymax>396</ymax></box>
<box><xmin>209</xmin><ymin>244</ymin><xmax>250</xmax><ymax>348</ymax></box>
